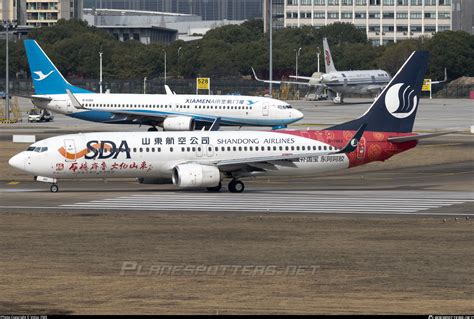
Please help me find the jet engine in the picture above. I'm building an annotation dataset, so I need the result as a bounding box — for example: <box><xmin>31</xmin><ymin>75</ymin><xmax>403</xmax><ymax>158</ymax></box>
<box><xmin>172</xmin><ymin>164</ymin><xmax>221</xmax><ymax>188</ymax></box>
<box><xmin>162</xmin><ymin>116</ymin><xmax>195</xmax><ymax>131</ymax></box>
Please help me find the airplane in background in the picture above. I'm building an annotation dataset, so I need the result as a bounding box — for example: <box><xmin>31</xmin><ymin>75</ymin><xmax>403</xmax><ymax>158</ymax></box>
<box><xmin>253</xmin><ymin>37</ymin><xmax>391</xmax><ymax>104</ymax></box>
<box><xmin>24</xmin><ymin>40</ymin><xmax>303</xmax><ymax>131</ymax></box>
<box><xmin>10</xmin><ymin>51</ymin><xmax>454</xmax><ymax>193</ymax></box>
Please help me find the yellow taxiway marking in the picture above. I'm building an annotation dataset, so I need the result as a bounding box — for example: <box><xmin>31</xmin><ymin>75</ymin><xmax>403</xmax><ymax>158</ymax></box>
<box><xmin>7</xmin><ymin>181</ymin><xmax>19</xmax><ymax>185</ymax></box>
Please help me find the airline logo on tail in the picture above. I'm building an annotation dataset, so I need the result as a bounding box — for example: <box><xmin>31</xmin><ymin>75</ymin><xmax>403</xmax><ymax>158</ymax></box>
<box><xmin>384</xmin><ymin>83</ymin><xmax>419</xmax><ymax>119</ymax></box>
<box><xmin>33</xmin><ymin>70</ymin><xmax>54</xmax><ymax>81</ymax></box>
<box><xmin>325</xmin><ymin>50</ymin><xmax>331</xmax><ymax>66</ymax></box>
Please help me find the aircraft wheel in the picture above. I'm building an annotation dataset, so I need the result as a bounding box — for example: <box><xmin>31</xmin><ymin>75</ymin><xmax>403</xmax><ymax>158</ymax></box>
<box><xmin>206</xmin><ymin>182</ymin><xmax>222</xmax><ymax>192</ymax></box>
<box><xmin>50</xmin><ymin>184</ymin><xmax>59</xmax><ymax>193</ymax></box>
<box><xmin>228</xmin><ymin>180</ymin><xmax>244</xmax><ymax>193</ymax></box>
<box><xmin>148</xmin><ymin>127</ymin><xmax>158</xmax><ymax>132</ymax></box>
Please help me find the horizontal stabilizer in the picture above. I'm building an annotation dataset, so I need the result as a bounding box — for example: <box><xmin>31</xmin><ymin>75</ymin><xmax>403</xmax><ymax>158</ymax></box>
<box><xmin>388</xmin><ymin>131</ymin><xmax>457</xmax><ymax>143</ymax></box>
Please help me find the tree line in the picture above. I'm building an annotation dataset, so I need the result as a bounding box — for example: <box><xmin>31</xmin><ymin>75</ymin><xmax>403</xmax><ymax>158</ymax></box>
<box><xmin>1</xmin><ymin>19</ymin><xmax>473</xmax><ymax>82</ymax></box>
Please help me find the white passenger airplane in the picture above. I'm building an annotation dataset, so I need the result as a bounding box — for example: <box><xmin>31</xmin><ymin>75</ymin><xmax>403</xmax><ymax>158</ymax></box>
<box><xmin>24</xmin><ymin>40</ymin><xmax>303</xmax><ymax>131</ymax></box>
<box><xmin>10</xmin><ymin>51</ymin><xmax>451</xmax><ymax>193</ymax></box>
<box><xmin>253</xmin><ymin>38</ymin><xmax>391</xmax><ymax>104</ymax></box>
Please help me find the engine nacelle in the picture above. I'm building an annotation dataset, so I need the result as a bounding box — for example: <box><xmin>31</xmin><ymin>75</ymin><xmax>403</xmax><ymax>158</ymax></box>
<box><xmin>172</xmin><ymin>164</ymin><xmax>221</xmax><ymax>188</ymax></box>
<box><xmin>162</xmin><ymin>116</ymin><xmax>195</xmax><ymax>131</ymax></box>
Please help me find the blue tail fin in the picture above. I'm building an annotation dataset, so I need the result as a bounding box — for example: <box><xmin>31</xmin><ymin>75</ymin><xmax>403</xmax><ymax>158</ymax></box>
<box><xmin>24</xmin><ymin>39</ymin><xmax>93</xmax><ymax>95</ymax></box>
<box><xmin>328</xmin><ymin>51</ymin><xmax>429</xmax><ymax>133</ymax></box>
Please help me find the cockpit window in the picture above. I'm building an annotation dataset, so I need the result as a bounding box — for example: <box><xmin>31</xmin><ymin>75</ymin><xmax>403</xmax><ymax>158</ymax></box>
<box><xmin>26</xmin><ymin>146</ymin><xmax>48</xmax><ymax>152</ymax></box>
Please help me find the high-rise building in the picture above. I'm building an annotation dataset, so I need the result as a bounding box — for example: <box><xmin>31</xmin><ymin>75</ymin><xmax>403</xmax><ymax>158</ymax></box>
<box><xmin>85</xmin><ymin>0</ymin><xmax>263</xmax><ymax>21</ymax></box>
<box><xmin>452</xmin><ymin>0</ymin><xmax>473</xmax><ymax>34</ymax></box>
<box><xmin>0</xmin><ymin>0</ymin><xmax>26</xmax><ymax>24</ymax></box>
<box><xmin>263</xmin><ymin>0</ymin><xmax>285</xmax><ymax>32</ymax></box>
<box><xmin>284</xmin><ymin>0</ymin><xmax>453</xmax><ymax>45</ymax></box>
<box><xmin>25</xmin><ymin>0</ymin><xmax>83</xmax><ymax>27</ymax></box>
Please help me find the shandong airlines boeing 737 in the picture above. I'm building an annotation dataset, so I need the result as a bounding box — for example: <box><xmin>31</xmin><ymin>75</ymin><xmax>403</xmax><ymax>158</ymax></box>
<box><xmin>24</xmin><ymin>40</ymin><xmax>303</xmax><ymax>131</ymax></box>
<box><xmin>10</xmin><ymin>51</ymin><xmax>452</xmax><ymax>193</ymax></box>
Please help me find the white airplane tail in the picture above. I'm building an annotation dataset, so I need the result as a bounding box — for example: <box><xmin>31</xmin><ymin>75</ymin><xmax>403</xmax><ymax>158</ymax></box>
<box><xmin>322</xmin><ymin>38</ymin><xmax>337</xmax><ymax>74</ymax></box>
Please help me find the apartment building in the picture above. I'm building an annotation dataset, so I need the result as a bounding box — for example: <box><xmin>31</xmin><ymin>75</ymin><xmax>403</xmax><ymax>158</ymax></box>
<box><xmin>25</xmin><ymin>0</ymin><xmax>82</xmax><ymax>27</ymax></box>
<box><xmin>284</xmin><ymin>0</ymin><xmax>453</xmax><ymax>45</ymax></box>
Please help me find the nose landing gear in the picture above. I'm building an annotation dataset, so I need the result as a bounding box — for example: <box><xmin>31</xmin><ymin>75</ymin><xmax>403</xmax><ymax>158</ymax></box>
<box><xmin>50</xmin><ymin>184</ymin><xmax>59</xmax><ymax>193</ymax></box>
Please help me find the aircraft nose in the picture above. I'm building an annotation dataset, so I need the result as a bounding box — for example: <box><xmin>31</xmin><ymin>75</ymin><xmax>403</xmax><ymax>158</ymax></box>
<box><xmin>294</xmin><ymin>109</ymin><xmax>304</xmax><ymax>120</ymax></box>
<box><xmin>9</xmin><ymin>152</ymin><xmax>25</xmax><ymax>170</ymax></box>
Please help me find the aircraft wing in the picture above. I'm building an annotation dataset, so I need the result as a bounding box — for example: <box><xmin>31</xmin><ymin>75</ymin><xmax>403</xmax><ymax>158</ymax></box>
<box><xmin>288</xmin><ymin>75</ymin><xmax>319</xmax><ymax>81</ymax></box>
<box><xmin>214</xmin><ymin>124</ymin><xmax>366</xmax><ymax>172</ymax></box>
<box><xmin>364</xmin><ymin>85</ymin><xmax>387</xmax><ymax>93</ymax></box>
<box><xmin>252</xmin><ymin>67</ymin><xmax>324</xmax><ymax>87</ymax></box>
<box><xmin>387</xmin><ymin>131</ymin><xmax>456</xmax><ymax>143</ymax></box>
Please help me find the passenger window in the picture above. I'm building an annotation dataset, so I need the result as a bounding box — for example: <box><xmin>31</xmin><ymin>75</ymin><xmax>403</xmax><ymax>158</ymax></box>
<box><xmin>323</xmin><ymin>146</ymin><xmax>327</xmax><ymax>150</ymax></box>
<box><xmin>139</xmin><ymin>148</ymin><xmax>143</xmax><ymax>152</ymax></box>
<box><xmin>244</xmin><ymin>146</ymin><xmax>247</xmax><ymax>151</ymax></box>
<box><xmin>279</xmin><ymin>146</ymin><xmax>283</xmax><ymax>151</ymax></box>
<box><xmin>296</xmin><ymin>146</ymin><xmax>300</xmax><ymax>151</ymax></box>
<box><xmin>133</xmin><ymin>148</ymin><xmax>137</xmax><ymax>153</ymax></box>
<box><xmin>170</xmin><ymin>147</ymin><xmax>174</xmax><ymax>152</ymax></box>
<box><xmin>181</xmin><ymin>147</ymin><xmax>185</xmax><ymax>152</ymax></box>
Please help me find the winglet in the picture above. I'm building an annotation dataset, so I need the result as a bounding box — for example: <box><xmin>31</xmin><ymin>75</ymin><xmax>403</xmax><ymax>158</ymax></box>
<box><xmin>335</xmin><ymin>123</ymin><xmax>367</xmax><ymax>154</ymax></box>
<box><xmin>66</xmin><ymin>89</ymin><xmax>84</xmax><ymax>109</ymax></box>
<box><xmin>251</xmin><ymin>67</ymin><xmax>260</xmax><ymax>81</ymax></box>
<box><xmin>209</xmin><ymin>117</ymin><xmax>221</xmax><ymax>131</ymax></box>
<box><xmin>164</xmin><ymin>85</ymin><xmax>174</xmax><ymax>95</ymax></box>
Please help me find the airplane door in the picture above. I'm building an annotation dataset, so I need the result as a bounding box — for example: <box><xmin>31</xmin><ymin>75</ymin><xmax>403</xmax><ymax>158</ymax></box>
<box><xmin>65</xmin><ymin>100</ymin><xmax>74</xmax><ymax>114</ymax></box>
<box><xmin>206</xmin><ymin>145</ymin><xmax>214</xmax><ymax>157</ymax></box>
<box><xmin>371</xmin><ymin>75</ymin><xmax>376</xmax><ymax>84</ymax></box>
<box><xmin>196</xmin><ymin>145</ymin><xmax>203</xmax><ymax>157</ymax></box>
<box><xmin>262</xmin><ymin>103</ymin><xmax>269</xmax><ymax>116</ymax></box>
<box><xmin>64</xmin><ymin>139</ymin><xmax>77</xmax><ymax>162</ymax></box>
<box><xmin>356</xmin><ymin>137</ymin><xmax>366</xmax><ymax>161</ymax></box>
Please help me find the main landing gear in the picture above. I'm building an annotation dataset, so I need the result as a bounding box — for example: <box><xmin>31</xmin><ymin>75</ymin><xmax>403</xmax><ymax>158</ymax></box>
<box><xmin>206</xmin><ymin>180</ymin><xmax>245</xmax><ymax>193</ymax></box>
<box><xmin>228</xmin><ymin>179</ymin><xmax>245</xmax><ymax>193</ymax></box>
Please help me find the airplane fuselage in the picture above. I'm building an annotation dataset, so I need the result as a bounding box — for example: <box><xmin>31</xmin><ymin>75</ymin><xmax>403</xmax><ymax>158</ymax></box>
<box><xmin>32</xmin><ymin>93</ymin><xmax>303</xmax><ymax>128</ymax></box>
<box><xmin>10</xmin><ymin>130</ymin><xmax>416</xmax><ymax>182</ymax></box>
<box><xmin>322</xmin><ymin>70</ymin><xmax>391</xmax><ymax>95</ymax></box>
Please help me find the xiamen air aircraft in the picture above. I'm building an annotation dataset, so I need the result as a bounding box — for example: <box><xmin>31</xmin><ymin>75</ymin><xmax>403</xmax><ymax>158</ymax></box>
<box><xmin>10</xmin><ymin>51</ymin><xmax>453</xmax><ymax>193</ymax></box>
<box><xmin>24</xmin><ymin>40</ymin><xmax>303</xmax><ymax>131</ymax></box>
